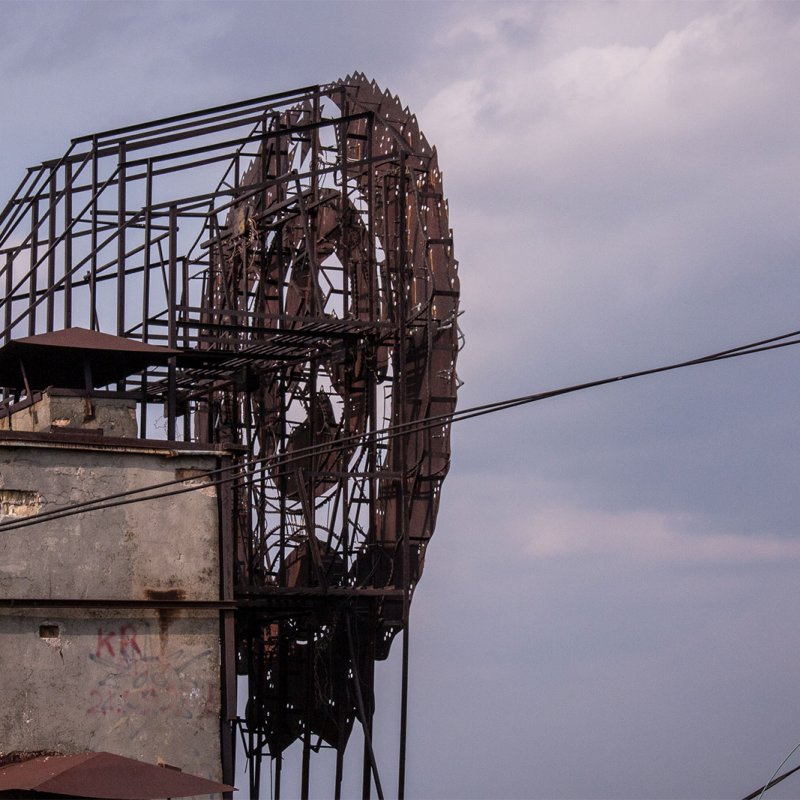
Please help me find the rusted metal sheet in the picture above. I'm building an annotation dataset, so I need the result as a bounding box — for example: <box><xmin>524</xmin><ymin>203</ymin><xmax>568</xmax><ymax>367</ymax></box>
<box><xmin>0</xmin><ymin>327</ymin><xmax>179</xmax><ymax>390</ymax></box>
<box><xmin>0</xmin><ymin>751</ymin><xmax>234</xmax><ymax>798</ymax></box>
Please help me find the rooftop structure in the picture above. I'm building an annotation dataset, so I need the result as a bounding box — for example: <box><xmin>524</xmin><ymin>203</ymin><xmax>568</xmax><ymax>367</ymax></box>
<box><xmin>0</xmin><ymin>74</ymin><xmax>461</xmax><ymax>798</ymax></box>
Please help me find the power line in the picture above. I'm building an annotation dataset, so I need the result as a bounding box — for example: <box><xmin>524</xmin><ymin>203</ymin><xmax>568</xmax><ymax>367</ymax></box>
<box><xmin>742</xmin><ymin>762</ymin><xmax>800</xmax><ymax>800</ymax></box>
<box><xmin>742</xmin><ymin>742</ymin><xmax>800</xmax><ymax>800</ymax></box>
<box><xmin>1</xmin><ymin>327</ymin><xmax>798</xmax><ymax>534</ymax></box>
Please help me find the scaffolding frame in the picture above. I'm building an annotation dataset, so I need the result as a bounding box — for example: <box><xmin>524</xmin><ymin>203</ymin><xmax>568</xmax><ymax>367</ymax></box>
<box><xmin>0</xmin><ymin>73</ymin><xmax>460</xmax><ymax>799</ymax></box>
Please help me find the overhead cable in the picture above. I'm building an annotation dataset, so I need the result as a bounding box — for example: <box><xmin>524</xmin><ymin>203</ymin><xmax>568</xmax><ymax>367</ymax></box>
<box><xmin>0</xmin><ymin>327</ymin><xmax>798</xmax><ymax>533</ymax></box>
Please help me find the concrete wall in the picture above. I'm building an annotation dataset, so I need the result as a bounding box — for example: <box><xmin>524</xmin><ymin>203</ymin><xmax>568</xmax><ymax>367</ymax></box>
<box><xmin>0</xmin><ymin>608</ymin><xmax>220</xmax><ymax>779</ymax></box>
<box><xmin>0</xmin><ymin>436</ymin><xmax>225</xmax><ymax>785</ymax></box>
<box><xmin>0</xmin><ymin>392</ymin><xmax>138</xmax><ymax>438</ymax></box>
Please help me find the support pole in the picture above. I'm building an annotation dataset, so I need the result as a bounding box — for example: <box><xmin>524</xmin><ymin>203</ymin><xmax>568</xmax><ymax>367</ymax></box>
<box><xmin>116</xmin><ymin>141</ymin><xmax>126</xmax><ymax>337</ymax></box>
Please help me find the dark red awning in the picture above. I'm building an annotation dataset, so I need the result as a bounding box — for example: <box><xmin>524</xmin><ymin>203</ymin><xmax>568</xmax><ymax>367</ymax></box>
<box><xmin>0</xmin><ymin>751</ymin><xmax>234</xmax><ymax>799</ymax></box>
<box><xmin>0</xmin><ymin>328</ymin><xmax>180</xmax><ymax>390</ymax></box>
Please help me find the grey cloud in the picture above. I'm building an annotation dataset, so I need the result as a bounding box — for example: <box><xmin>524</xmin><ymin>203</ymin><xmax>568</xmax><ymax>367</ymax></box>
<box><xmin>3</xmin><ymin>2</ymin><xmax>800</xmax><ymax>798</ymax></box>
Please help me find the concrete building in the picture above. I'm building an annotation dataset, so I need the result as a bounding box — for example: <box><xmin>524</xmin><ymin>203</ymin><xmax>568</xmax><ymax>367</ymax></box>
<box><xmin>0</xmin><ymin>383</ymin><xmax>235</xmax><ymax>788</ymax></box>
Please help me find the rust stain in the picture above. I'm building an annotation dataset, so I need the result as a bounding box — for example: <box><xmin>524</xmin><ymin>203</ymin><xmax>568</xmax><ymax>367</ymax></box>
<box><xmin>144</xmin><ymin>588</ymin><xmax>185</xmax><ymax>652</ymax></box>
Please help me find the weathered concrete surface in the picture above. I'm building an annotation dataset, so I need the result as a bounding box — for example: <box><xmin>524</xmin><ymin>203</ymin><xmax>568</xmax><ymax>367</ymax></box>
<box><xmin>0</xmin><ymin>443</ymin><xmax>219</xmax><ymax>600</ymax></box>
<box><xmin>0</xmin><ymin>391</ymin><xmax>138</xmax><ymax>437</ymax></box>
<box><xmin>0</xmin><ymin>609</ymin><xmax>221</xmax><ymax>783</ymax></box>
<box><xmin>0</xmin><ymin>436</ymin><xmax>224</xmax><ymax>785</ymax></box>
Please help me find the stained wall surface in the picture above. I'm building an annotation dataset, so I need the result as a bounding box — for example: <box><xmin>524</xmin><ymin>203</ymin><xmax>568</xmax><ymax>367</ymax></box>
<box><xmin>0</xmin><ymin>392</ymin><xmax>138</xmax><ymax>437</ymax></box>
<box><xmin>0</xmin><ymin>435</ymin><xmax>224</xmax><ymax>784</ymax></box>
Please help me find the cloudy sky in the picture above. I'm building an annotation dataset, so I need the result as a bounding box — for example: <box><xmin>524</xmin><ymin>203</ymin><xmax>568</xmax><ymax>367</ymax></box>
<box><xmin>4</xmin><ymin>2</ymin><xmax>800</xmax><ymax>798</ymax></box>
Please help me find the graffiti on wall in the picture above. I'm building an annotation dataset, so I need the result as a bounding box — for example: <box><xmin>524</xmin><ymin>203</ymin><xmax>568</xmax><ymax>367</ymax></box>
<box><xmin>86</xmin><ymin>621</ymin><xmax>215</xmax><ymax>731</ymax></box>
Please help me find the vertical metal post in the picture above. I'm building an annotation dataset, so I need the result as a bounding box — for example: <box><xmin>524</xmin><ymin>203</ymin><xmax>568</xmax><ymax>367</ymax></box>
<box><xmin>274</xmin><ymin>751</ymin><xmax>283</xmax><ymax>800</ymax></box>
<box><xmin>181</xmin><ymin>255</ymin><xmax>189</xmax><ymax>349</ymax></box>
<box><xmin>142</xmin><ymin>161</ymin><xmax>153</xmax><ymax>345</ymax></box>
<box><xmin>167</xmin><ymin>205</ymin><xmax>178</xmax><ymax>440</ymax></box>
<box><xmin>140</xmin><ymin>160</ymin><xmax>153</xmax><ymax>436</ymax></box>
<box><xmin>397</xmin><ymin>151</ymin><xmax>410</xmax><ymax>800</ymax></box>
<box><xmin>366</xmin><ymin>113</ymin><xmax>375</xmax><ymax>322</ymax></box>
<box><xmin>4</xmin><ymin>252</ymin><xmax>12</xmax><ymax>344</ymax></box>
<box><xmin>181</xmin><ymin>256</ymin><xmax>191</xmax><ymax>441</ymax></box>
<box><xmin>302</xmin><ymin>307</ymin><xmax>319</xmax><ymax>800</ymax></box>
<box><xmin>301</xmin><ymin>635</ymin><xmax>313</xmax><ymax>800</ymax></box>
<box><xmin>64</xmin><ymin>160</ymin><xmax>73</xmax><ymax>328</ymax></box>
<box><xmin>361</xmin><ymin>604</ymin><xmax>375</xmax><ymax>800</ymax></box>
<box><xmin>167</xmin><ymin>356</ymin><xmax>177</xmax><ymax>441</ymax></box>
<box><xmin>249</xmin><ymin>618</ymin><xmax>263</xmax><ymax>800</ymax></box>
<box><xmin>334</xmin><ymin>713</ymin><xmax>346</xmax><ymax>800</ymax></box>
<box><xmin>312</xmin><ymin>92</ymin><xmax>320</xmax><ymax>206</ymax></box>
<box><xmin>27</xmin><ymin>199</ymin><xmax>38</xmax><ymax>337</ymax></box>
<box><xmin>349</xmin><ymin>606</ymin><xmax>383</xmax><ymax>800</ymax></box>
<box><xmin>168</xmin><ymin>205</ymin><xmax>178</xmax><ymax>349</ymax></box>
<box><xmin>340</xmin><ymin>111</ymin><xmax>349</xmax><ymax>315</ymax></box>
<box><xmin>117</xmin><ymin>142</ymin><xmax>127</xmax><ymax>337</ymax></box>
<box><xmin>363</xmin><ymin>106</ymin><xmax>379</xmax><ymax>800</ymax></box>
<box><xmin>399</xmin><ymin>618</ymin><xmax>411</xmax><ymax>799</ymax></box>
<box><xmin>337</xmin><ymin>109</ymin><xmax>352</xmax><ymax>641</ymax></box>
<box><xmin>276</xmin><ymin>120</ymin><xmax>288</xmax><ymax>584</ymax></box>
<box><xmin>90</xmin><ymin>138</ymin><xmax>98</xmax><ymax>330</ymax></box>
<box><xmin>46</xmin><ymin>168</ymin><xmax>56</xmax><ymax>332</ymax></box>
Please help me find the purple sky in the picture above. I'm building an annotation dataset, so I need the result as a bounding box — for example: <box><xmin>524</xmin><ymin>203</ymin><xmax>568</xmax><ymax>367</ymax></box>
<box><xmin>3</xmin><ymin>2</ymin><xmax>800</xmax><ymax>797</ymax></box>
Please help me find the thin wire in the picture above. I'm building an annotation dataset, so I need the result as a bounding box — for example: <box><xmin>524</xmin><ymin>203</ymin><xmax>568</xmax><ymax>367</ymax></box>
<box><xmin>753</xmin><ymin>742</ymin><xmax>800</xmax><ymax>800</ymax></box>
<box><xmin>741</xmin><ymin>762</ymin><xmax>800</xmax><ymax>800</ymax></box>
<box><xmin>1</xmin><ymin>328</ymin><xmax>798</xmax><ymax>533</ymax></box>
<box><xmin>3</xmin><ymin>333</ymin><xmax>798</xmax><ymax>531</ymax></box>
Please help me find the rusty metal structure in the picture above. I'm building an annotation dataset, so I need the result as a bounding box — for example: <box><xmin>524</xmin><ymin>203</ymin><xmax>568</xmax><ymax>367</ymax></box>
<box><xmin>0</xmin><ymin>74</ymin><xmax>460</xmax><ymax>797</ymax></box>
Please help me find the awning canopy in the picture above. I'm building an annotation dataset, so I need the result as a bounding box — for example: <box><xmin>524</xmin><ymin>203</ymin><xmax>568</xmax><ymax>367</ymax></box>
<box><xmin>0</xmin><ymin>751</ymin><xmax>234</xmax><ymax>799</ymax></box>
<box><xmin>0</xmin><ymin>328</ymin><xmax>180</xmax><ymax>390</ymax></box>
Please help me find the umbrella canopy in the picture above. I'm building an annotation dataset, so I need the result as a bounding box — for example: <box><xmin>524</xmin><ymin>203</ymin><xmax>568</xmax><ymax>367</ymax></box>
<box><xmin>0</xmin><ymin>328</ymin><xmax>180</xmax><ymax>390</ymax></box>
<box><xmin>0</xmin><ymin>751</ymin><xmax>234</xmax><ymax>799</ymax></box>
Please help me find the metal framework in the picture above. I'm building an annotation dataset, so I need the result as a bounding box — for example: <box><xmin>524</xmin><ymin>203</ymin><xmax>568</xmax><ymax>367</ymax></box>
<box><xmin>0</xmin><ymin>73</ymin><xmax>461</xmax><ymax>798</ymax></box>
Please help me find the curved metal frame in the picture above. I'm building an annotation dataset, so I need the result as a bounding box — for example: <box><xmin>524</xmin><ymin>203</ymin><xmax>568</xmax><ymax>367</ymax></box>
<box><xmin>0</xmin><ymin>73</ymin><xmax>461</xmax><ymax>798</ymax></box>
